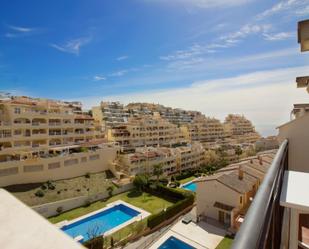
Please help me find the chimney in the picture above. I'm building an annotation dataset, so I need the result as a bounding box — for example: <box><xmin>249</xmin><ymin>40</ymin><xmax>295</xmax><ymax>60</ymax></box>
<box><xmin>238</xmin><ymin>166</ymin><xmax>244</xmax><ymax>180</ymax></box>
<box><xmin>250</xmin><ymin>159</ymin><xmax>253</xmax><ymax>164</ymax></box>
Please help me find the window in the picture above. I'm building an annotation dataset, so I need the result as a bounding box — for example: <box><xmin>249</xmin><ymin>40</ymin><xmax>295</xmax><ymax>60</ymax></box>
<box><xmin>48</xmin><ymin>162</ymin><xmax>61</xmax><ymax>170</ymax></box>
<box><xmin>89</xmin><ymin>154</ymin><xmax>99</xmax><ymax>161</ymax></box>
<box><xmin>14</xmin><ymin>108</ymin><xmax>21</xmax><ymax>114</ymax></box>
<box><xmin>24</xmin><ymin>165</ymin><xmax>44</xmax><ymax>172</ymax></box>
<box><xmin>240</xmin><ymin>196</ymin><xmax>243</xmax><ymax>204</ymax></box>
<box><xmin>0</xmin><ymin>167</ymin><xmax>18</xmax><ymax>177</ymax></box>
<box><xmin>64</xmin><ymin>159</ymin><xmax>78</xmax><ymax>166</ymax></box>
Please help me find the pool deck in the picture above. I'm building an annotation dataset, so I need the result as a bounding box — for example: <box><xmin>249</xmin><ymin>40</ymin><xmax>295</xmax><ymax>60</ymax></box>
<box><xmin>149</xmin><ymin>219</ymin><xmax>226</xmax><ymax>249</ymax></box>
<box><xmin>56</xmin><ymin>200</ymin><xmax>150</xmax><ymax>239</ymax></box>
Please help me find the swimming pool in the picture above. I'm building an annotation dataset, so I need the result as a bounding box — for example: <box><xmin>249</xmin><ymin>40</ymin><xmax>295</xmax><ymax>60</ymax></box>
<box><xmin>158</xmin><ymin>236</ymin><xmax>196</xmax><ymax>249</ymax></box>
<box><xmin>60</xmin><ymin>202</ymin><xmax>148</xmax><ymax>242</ymax></box>
<box><xmin>181</xmin><ymin>182</ymin><xmax>197</xmax><ymax>192</ymax></box>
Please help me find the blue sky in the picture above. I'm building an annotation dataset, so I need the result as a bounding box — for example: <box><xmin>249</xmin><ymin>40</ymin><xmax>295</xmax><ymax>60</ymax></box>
<box><xmin>1</xmin><ymin>0</ymin><xmax>309</xmax><ymax>135</ymax></box>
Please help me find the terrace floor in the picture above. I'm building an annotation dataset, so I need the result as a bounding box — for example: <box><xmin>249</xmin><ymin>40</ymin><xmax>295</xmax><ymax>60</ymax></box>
<box><xmin>148</xmin><ymin>208</ymin><xmax>226</xmax><ymax>249</ymax></box>
<box><xmin>149</xmin><ymin>220</ymin><xmax>226</xmax><ymax>249</ymax></box>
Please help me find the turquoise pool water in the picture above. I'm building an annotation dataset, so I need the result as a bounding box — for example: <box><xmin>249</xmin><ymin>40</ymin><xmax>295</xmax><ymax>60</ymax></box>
<box><xmin>158</xmin><ymin>236</ymin><xmax>196</xmax><ymax>249</ymax></box>
<box><xmin>61</xmin><ymin>204</ymin><xmax>140</xmax><ymax>242</ymax></box>
<box><xmin>182</xmin><ymin>182</ymin><xmax>197</xmax><ymax>192</ymax></box>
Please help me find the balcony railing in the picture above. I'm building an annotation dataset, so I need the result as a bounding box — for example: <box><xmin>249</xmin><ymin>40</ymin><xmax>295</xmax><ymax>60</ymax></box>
<box><xmin>231</xmin><ymin>139</ymin><xmax>288</xmax><ymax>249</ymax></box>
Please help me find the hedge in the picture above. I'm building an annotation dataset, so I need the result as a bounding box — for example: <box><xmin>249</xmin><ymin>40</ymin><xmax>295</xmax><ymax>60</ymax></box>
<box><xmin>147</xmin><ymin>186</ymin><xmax>195</xmax><ymax>229</ymax></box>
<box><xmin>145</xmin><ymin>184</ymin><xmax>189</xmax><ymax>201</ymax></box>
<box><xmin>175</xmin><ymin>170</ymin><xmax>196</xmax><ymax>181</ymax></box>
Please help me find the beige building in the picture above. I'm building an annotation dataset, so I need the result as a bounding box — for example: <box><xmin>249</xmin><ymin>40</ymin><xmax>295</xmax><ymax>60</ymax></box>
<box><xmin>92</xmin><ymin>101</ymin><xmax>129</xmax><ymax>130</ymax></box>
<box><xmin>126</xmin><ymin>102</ymin><xmax>201</xmax><ymax>125</ymax></box>
<box><xmin>224</xmin><ymin>114</ymin><xmax>260</xmax><ymax>143</ymax></box>
<box><xmin>0</xmin><ymin>96</ymin><xmax>119</xmax><ymax>187</ymax></box>
<box><xmin>107</xmin><ymin>114</ymin><xmax>186</xmax><ymax>150</ymax></box>
<box><xmin>195</xmin><ymin>151</ymin><xmax>275</xmax><ymax>230</ymax></box>
<box><xmin>255</xmin><ymin>136</ymin><xmax>279</xmax><ymax>152</ymax></box>
<box><xmin>181</xmin><ymin>116</ymin><xmax>225</xmax><ymax>148</ymax></box>
<box><xmin>114</xmin><ymin>142</ymin><xmax>205</xmax><ymax>177</ymax></box>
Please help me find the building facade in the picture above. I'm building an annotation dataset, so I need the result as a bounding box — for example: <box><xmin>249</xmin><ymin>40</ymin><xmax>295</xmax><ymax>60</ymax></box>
<box><xmin>195</xmin><ymin>151</ymin><xmax>275</xmax><ymax>230</ymax></box>
<box><xmin>115</xmin><ymin>142</ymin><xmax>205</xmax><ymax>177</ymax></box>
<box><xmin>0</xmin><ymin>96</ymin><xmax>119</xmax><ymax>187</ymax></box>
<box><xmin>107</xmin><ymin>115</ymin><xmax>186</xmax><ymax>150</ymax></box>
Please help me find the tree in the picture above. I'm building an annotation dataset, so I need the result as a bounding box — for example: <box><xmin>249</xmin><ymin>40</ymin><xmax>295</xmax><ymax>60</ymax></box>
<box><xmin>153</xmin><ymin>164</ymin><xmax>163</xmax><ymax>183</ymax></box>
<box><xmin>235</xmin><ymin>146</ymin><xmax>243</xmax><ymax>161</ymax></box>
<box><xmin>133</xmin><ymin>174</ymin><xmax>149</xmax><ymax>191</ymax></box>
<box><xmin>84</xmin><ymin>223</ymin><xmax>104</xmax><ymax>249</ymax></box>
<box><xmin>107</xmin><ymin>186</ymin><xmax>114</xmax><ymax>197</ymax></box>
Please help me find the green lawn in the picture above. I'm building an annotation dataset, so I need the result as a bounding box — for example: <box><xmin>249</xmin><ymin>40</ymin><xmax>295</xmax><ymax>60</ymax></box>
<box><xmin>179</xmin><ymin>176</ymin><xmax>196</xmax><ymax>184</ymax></box>
<box><xmin>49</xmin><ymin>189</ymin><xmax>175</xmax><ymax>224</ymax></box>
<box><xmin>215</xmin><ymin>236</ymin><xmax>234</xmax><ymax>249</ymax></box>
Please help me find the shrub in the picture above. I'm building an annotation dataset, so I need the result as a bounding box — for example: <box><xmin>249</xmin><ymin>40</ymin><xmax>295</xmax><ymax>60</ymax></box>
<box><xmin>133</xmin><ymin>174</ymin><xmax>149</xmax><ymax>191</ymax></box>
<box><xmin>85</xmin><ymin>172</ymin><xmax>91</xmax><ymax>178</ymax></box>
<box><xmin>80</xmin><ymin>147</ymin><xmax>89</xmax><ymax>153</ymax></box>
<box><xmin>56</xmin><ymin>206</ymin><xmax>63</xmax><ymax>213</ymax></box>
<box><xmin>35</xmin><ymin>189</ymin><xmax>45</xmax><ymax>197</ymax></box>
<box><xmin>159</xmin><ymin>178</ymin><xmax>168</xmax><ymax>186</ymax></box>
<box><xmin>107</xmin><ymin>186</ymin><xmax>114</xmax><ymax>197</ymax></box>
<box><xmin>46</xmin><ymin>180</ymin><xmax>56</xmax><ymax>190</ymax></box>
<box><xmin>84</xmin><ymin>199</ymin><xmax>91</xmax><ymax>207</ymax></box>
<box><xmin>83</xmin><ymin>236</ymin><xmax>104</xmax><ymax>249</ymax></box>
<box><xmin>41</xmin><ymin>184</ymin><xmax>47</xmax><ymax>190</ymax></box>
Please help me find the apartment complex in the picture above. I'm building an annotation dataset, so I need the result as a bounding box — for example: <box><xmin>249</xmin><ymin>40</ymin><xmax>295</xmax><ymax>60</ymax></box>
<box><xmin>181</xmin><ymin>116</ymin><xmax>225</xmax><ymax>148</ymax></box>
<box><xmin>107</xmin><ymin>114</ymin><xmax>186</xmax><ymax>150</ymax></box>
<box><xmin>92</xmin><ymin>101</ymin><xmax>129</xmax><ymax>129</ymax></box>
<box><xmin>195</xmin><ymin>151</ymin><xmax>276</xmax><ymax>230</ymax></box>
<box><xmin>114</xmin><ymin>142</ymin><xmax>205</xmax><ymax>177</ymax></box>
<box><xmin>0</xmin><ymin>96</ymin><xmax>119</xmax><ymax>187</ymax></box>
<box><xmin>224</xmin><ymin>114</ymin><xmax>260</xmax><ymax>143</ymax></box>
<box><xmin>126</xmin><ymin>102</ymin><xmax>201</xmax><ymax>125</ymax></box>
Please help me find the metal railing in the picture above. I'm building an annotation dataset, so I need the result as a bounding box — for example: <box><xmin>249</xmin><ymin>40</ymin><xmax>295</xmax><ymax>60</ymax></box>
<box><xmin>232</xmin><ymin>139</ymin><xmax>288</xmax><ymax>249</ymax></box>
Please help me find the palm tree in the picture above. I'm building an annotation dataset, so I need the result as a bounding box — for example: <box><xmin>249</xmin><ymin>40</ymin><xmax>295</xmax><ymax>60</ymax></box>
<box><xmin>153</xmin><ymin>164</ymin><xmax>163</xmax><ymax>183</ymax></box>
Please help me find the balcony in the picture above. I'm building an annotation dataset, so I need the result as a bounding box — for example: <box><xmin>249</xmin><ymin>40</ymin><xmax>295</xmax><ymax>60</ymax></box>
<box><xmin>231</xmin><ymin>139</ymin><xmax>288</xmax><ymax>249</ymax></box>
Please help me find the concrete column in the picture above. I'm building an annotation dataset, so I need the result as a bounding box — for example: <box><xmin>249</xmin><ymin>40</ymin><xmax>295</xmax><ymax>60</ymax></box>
<box><xmin>289</xmin><ymin>209</ymin><xmax>299</xmax><ymax>249</ymax></box>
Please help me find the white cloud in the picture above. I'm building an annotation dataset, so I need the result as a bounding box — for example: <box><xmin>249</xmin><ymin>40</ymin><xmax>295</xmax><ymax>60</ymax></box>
<box><xmin>8</xmin><ymin>25</ymin><xmax>34</xmax><ymax>33</ymax></box>
<box><xmin>263</xmin><ymin>32</ymin><xmax>295</xmax><ymax>41</ymax></box>
<box><xmin>257</xmin><ymin>0</ymin><xmax>309</xmax><ymax>19</ymax></box>
<box><xmin>93</xmin><ymin>75</ymin><xmax>106</xmax><ymax>81</ymax></box>
<box><xmin>116</xmin><ymin>55</ymin><xmax>129</xmax><ymax>61</ymax></box>
<box><xmin>50</xmin><ymin>37</ymin><xmax>92</xmax><ymax>55</ymax></box>
<box><xmin>218</xmin><ymin>23</ymin><xmax>271</xmax><ymax>45</ymax></box>
<box><xmin>160</xmin><ymin>23</ymin><xmax>272</xmax><ymax>69</ymax></box>
<box><xmin>78</xmin><ymin>65</ymin><xmax>309</xmax><ymax>136</ymax></box>
<box><xmin>109</xmin><ymin>70</ymin><xmax>129</xmax><ymax>77</ymax></box>
<box><xmin>144</xmin><ymin>0</ymin><xmax>252</xmax><ymax>8</ymax></box>
<box><xmin>5</xmin><ymin>24</ymin><xmax>36</xmax><ymax>38</ymax></box>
